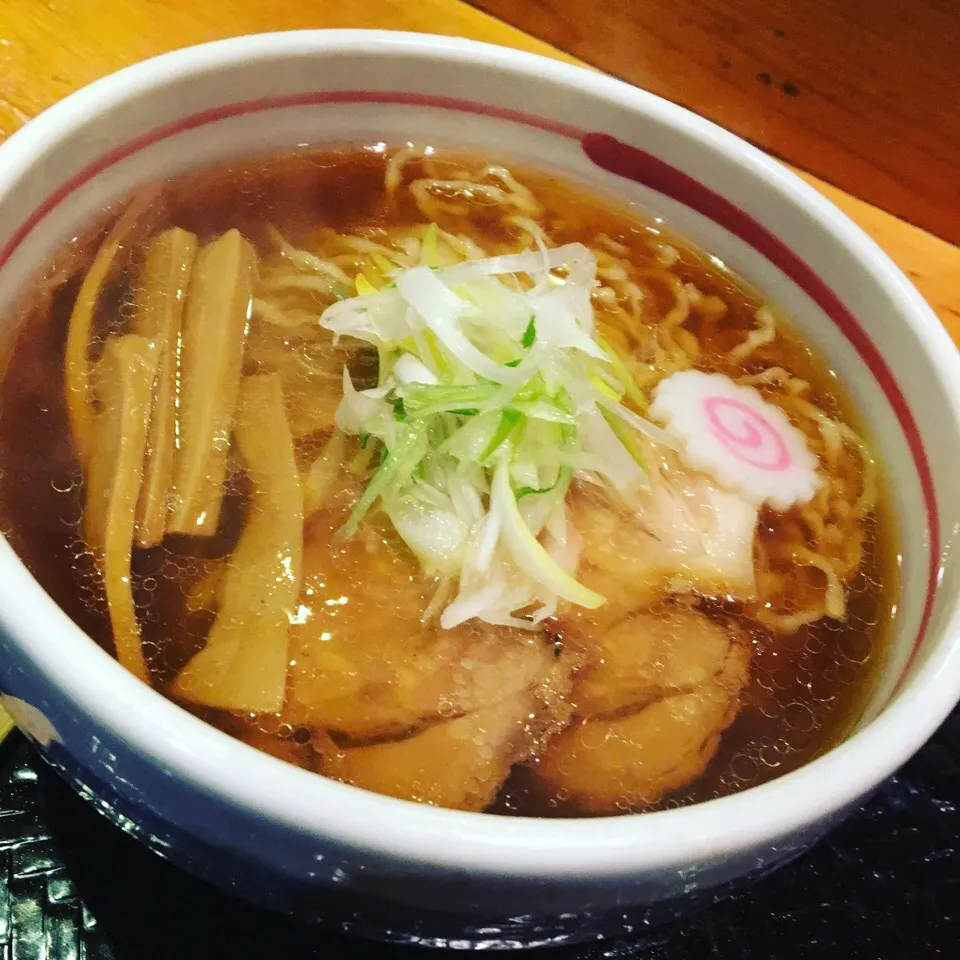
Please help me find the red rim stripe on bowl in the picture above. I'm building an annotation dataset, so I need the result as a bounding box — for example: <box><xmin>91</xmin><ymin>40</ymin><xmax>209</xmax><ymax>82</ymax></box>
<box><xmin>0</xmin><ymin>92</ymin><xmax>581</xmax><ymax>275</ymax></box>
<box><xmin>0</xmin><ymin>91</ymin><xmax>936</xmax><ymax>693</ymax></box>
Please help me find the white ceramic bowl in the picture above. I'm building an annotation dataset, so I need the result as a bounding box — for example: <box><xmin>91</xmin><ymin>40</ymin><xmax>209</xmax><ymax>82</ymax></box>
<box><xmin>1</xmin><ymin>30</ymin><xmax>959</xmax><ymax>949</ymax></box>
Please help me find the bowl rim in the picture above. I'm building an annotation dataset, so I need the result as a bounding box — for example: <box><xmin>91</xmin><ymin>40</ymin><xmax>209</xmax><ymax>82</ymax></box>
<box><xmin>2</xmin><ymin>28</ymin><xmax>960</xmax><ymax>879</ymax></box>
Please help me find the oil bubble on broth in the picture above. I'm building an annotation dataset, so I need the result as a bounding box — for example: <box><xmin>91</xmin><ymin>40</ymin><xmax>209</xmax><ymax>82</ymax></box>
<box><xmin>0</xmin><ymin>144</ymin><xmax>896</xmax><ymax>817</ymax></box>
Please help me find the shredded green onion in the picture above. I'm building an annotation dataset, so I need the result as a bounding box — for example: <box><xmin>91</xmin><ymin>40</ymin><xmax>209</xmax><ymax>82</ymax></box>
<box><xmin>492</xmin><ymin>458</ymin><xmax>604</xmax><ymax>609</ymax></box>
<box><xmin>355</xmin><ymin>272</ymin><xmax>377</xmax><ymax>296</ymax></box>
<box><xmin>598</xmin><ymin>337</ymin><xmax>649</xmax><ymax>413</ymax></box>
<box><xmin>318</xmin><ymin>238</ymin><xmax>668</xmax><ymax>627</ymax></box>
<box><xmin>340</xmin><ymin>422</ymin><xmax>429</xmax><ymax>538</ymax></box>
<box><xmin>521</xmin><ymin>316</ymin><xmax>537</xmax><ymax>349</ymax></box>
<box><xmin>371</xmin><ymin>251</ymin><xmax>396</xmax><ymax>275</ymax></box>
<box><xmin>480</xmin><ymin>409</ymin><xmax>524</xmax><ymax>462</ymax></box>
<box><xmin>421</xmin><ymin>223</ymin><xmax>439</xmax><ymax>269</ymax></box>
<box><xmin>600</xmin><ymin>406</ymin><xmax>648</xmax><ymax>473</ymax></box>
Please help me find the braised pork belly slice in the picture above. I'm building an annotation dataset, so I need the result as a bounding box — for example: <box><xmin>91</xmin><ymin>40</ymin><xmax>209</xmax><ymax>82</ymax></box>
<box><xmin>565</xmin><ymin>604</ymin><xmax>749</xmax><ymax>719</ymax></box>
<box><xmin>320</xmin><ymin>652</ymin><xmax>577</xmax><ymax>811</ymax></box>
<box><xmin>531</xmin><ymin>606</ymin><xmax>751</xmax><ymax>814</ymax></box>
<box><xmin>570</xmin><ymin>439</ymin><xmax>759</xmax><ymax>629</ymax></box>
<box><xmin>284</xmin><ymin>521</ymin><xmax>556</xmax><ymax>741</ymax></box>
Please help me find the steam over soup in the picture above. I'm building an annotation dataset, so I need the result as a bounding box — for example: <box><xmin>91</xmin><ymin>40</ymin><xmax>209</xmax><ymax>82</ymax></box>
<box><xmin>0</xmin><ymin>147</ymin><xmax>895</xmax><ymax>816</ymax></box>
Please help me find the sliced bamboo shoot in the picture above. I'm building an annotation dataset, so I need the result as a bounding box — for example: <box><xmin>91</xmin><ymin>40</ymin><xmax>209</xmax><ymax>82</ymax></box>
<box><xmin>130</xmin><ymin>227</ymin><xmax>198</xmax><ymax>546</ymax></box>
<box><xmin>303</xmin><ymin>428</ymin><xmax>347</xmax><ymax>517</ymax></box>
<box><xmin>171</xmin><ymin>374</ymin><xmax>303</xmax><ymax>714</ymax></box>
<box><xmin>167</xmin><ymin>229</ymin><xmax>256</xmax><ymax>537</ymax></box>
<box><xmin>183</xmin><ymin>561</ymin><xmax>225</xmax><ymax>615</ymax></box>
<box><xmin>65</xmin><ymin>189</ymin><xmax>160</xmax><ymax>463</ymax></box>
<box><xmin>84</xmin><ymin>335</ymin><xmax>158</xmax><ymax>683</ymax></box>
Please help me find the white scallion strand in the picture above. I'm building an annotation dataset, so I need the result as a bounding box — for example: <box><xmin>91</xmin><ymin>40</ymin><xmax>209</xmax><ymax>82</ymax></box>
<box><xmin>317</xmin><ymin>236</ymin><xmax>669</xmax><ymax>627</ymax></box>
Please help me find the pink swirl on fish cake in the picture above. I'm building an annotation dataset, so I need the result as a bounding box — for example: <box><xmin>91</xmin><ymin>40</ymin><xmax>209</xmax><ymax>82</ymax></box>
<box><xmin>703</xmin><ymin>396</ymin><xmax>790</xmax><ymax>471</ymax></box>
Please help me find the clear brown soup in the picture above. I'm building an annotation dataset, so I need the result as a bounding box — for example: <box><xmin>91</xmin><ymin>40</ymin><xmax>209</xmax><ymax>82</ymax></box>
<box><xmin>0</xmin><ymin>146</ymin><xmax>896</xmax><ymax>816</ymax></box>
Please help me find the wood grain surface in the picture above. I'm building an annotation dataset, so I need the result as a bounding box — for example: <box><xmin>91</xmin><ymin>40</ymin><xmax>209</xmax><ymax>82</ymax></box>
<box><xmin>0</xmin><ymin>0</ymin><xmax>573</xmax><ymax>132</ymax></box>
<box><xmin>0</xmin><ymin>0</ymin><xmax>957</xmax><ymax>340</ymax></box>
<box><xmin>470</xmin><ymin>0</ymin><xmax>960</xmax><ymax>247</ymax></box>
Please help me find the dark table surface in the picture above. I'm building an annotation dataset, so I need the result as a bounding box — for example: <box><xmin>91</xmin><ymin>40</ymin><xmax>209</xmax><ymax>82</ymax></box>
<box><xmin>1</xmin><ymin>706</ymin><xmax>958</xmax><ymax>960</ymax></box>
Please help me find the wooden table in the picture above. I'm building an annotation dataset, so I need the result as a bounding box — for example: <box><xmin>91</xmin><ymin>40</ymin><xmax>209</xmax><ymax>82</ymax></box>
<box><xmin>0</xmin><ymin>0</ymin><xmax>957</xmax><ymax>342</ymax></box>
<box><xmin>473</xmin><ymin>0</ymin><xmax>960</xmax><ymax>248</ymax></box>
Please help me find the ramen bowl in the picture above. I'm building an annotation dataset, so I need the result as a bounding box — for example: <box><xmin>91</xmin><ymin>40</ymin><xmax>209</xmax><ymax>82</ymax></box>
<box><xmin>0</xmin><ymin>30</ymin><xmax>959</xmax><ymax>949</ymax></box>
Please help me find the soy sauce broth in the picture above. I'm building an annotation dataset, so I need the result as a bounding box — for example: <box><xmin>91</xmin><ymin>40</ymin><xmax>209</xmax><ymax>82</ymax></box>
<box><xmin>0</xmin><ymin>146</ymin><xmax>897</xmax><ymax>816</ymax></box>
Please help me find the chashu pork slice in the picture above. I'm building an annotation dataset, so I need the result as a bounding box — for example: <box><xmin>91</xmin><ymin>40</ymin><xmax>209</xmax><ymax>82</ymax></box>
<box><xmin>569</xmin><ymin>438</ymin><xmax>759</xmax><ymax>628</ymax></box>
<box><xmin>566</xmin><ymin>604</ymin><xmax>749</xmax><ymax>719</ymax></box>
<box><xmin>320</xmin><ymin>653</ymin><xmax>577</xmax><ymax>811</ymax></box>
<box><xmin>284</xmin><ymin>511</ymin><xmax>556</xmax><ymax>743</ymax></box>
<box><xmin>531</xmin><ymin>605</ymin><xmax>751</xmax><ymax>814</ymax></box>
